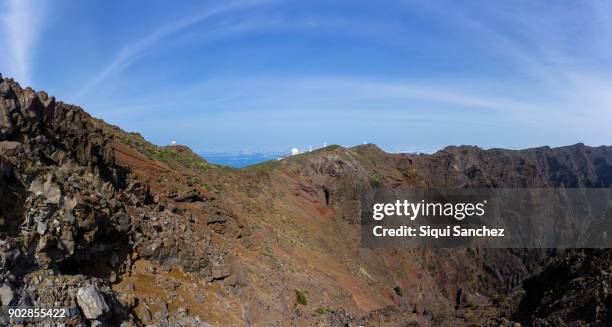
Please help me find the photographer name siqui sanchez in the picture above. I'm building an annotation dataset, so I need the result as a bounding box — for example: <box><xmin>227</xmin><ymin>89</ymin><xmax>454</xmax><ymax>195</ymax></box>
<box><xmin>370</xmin><ymin>200</ymin><xmax>504</xmax><ymax>238</ymax></box>
<box><xmin>372</xmin><ymin>225</ymin><xmax>504</xmax><ymax>238</ymax></box>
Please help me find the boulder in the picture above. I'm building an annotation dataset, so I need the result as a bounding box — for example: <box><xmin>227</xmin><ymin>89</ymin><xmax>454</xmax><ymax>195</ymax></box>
<box><xmin>223</xmin><ymin>274</ymin><xmax>238</xmax><ymax>287</ymax></box>
<box><xmin>0</xmin><ymin>284</ymin><xmax>14</xmax><ymax>306</ymax></box>
<box><xmin>212</xmin><ymin>265</ymin><xmax>231</xmax><ymax>280</ymax></box>
<box><xmin>36</xmin><ymin>221</ymin><xmax>47</xmax><ymax>235</ymax></box>
<box><xmin>0</xmin><ymin>248</ymin><xmax>19</xmax><ymax>268</ymax></box>
<box><xmin>29</xmin><ymin>175</ymin><xmax>62</xmax><ymax>204</ymax></box>
<box><xmin>206</xmin><ymin>214</ymin><xmax>227</xmax><ymax>225</ymax></box>
<box><xmin>0</xmin><ymin>141</ymin><xmax>20</xmax><ymax>154</ymax></box>
<box><xmin>76</xmin><ymin>284</ymin><xmax>109</xmax><ymax>319</ymax></box>
<box><xmin>0</xmin><ymin>101</ymin><xmax>15</xmax><ymax>137</ymax></box>
<box><xmin>175</xmin><ymin>190</ymin><xmax>206</xmax><ymax>203</ymax></box>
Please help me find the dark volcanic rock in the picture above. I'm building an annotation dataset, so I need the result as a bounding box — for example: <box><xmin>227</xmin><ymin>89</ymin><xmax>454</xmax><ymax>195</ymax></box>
<box><xmin>406</xmin><ymin>144</ymin><xmax>612</xmax><ymax>188</ymax></box>
<box><xmin>0</xmin><ymin>77</ymin><xmax>136</xmax><ymax>324</ymax></box>
<box><xmin>506</xmin><ymin>249</ymin><xmax>612</xmax><ymax>326</ymax></box>
<box><xmin>175</xmin><ymin>189</ymin><xmax>206</xmax><ymax>202</ymax></box>
<box><xmin>0</xmin><ymin>76</ymin><xmax>226</xmax><ymax>325</ymax></box>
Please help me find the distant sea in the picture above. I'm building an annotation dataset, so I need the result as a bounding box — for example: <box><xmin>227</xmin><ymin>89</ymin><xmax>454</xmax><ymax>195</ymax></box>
<box><xmin>199</xmin><ymin>146</ymin><xmax>439</xmax><ymax>168</ymax></box>
<box><xmin>199</xmin><ymin>152</ymin><xmax>286</xmax><ymax>168</ymax></box>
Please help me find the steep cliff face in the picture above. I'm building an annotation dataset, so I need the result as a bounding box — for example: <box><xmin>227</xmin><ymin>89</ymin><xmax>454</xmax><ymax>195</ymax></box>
<box><xmin>1</xmin><ymin>76</ymin><xmax>611</xmax><ymax>326</ymax></box>
<box><xmin>239</xmin><ymin>142</ymin><xmax>612</xmax><ymax>325</ymax></box>
<box><xmin>406</xmin><ymin>144</ymin><xmax>612</xmax><ymax>188</ymax></box>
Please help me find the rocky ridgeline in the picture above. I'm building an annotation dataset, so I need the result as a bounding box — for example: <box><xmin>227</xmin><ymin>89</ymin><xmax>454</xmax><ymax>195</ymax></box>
<box><xmin>0</xmin><ymin>76</ymin><xmax>232</xmax><ymax>326</ymax></box>
<box><xmin>267</xmin><ymin>143</ymin><xmax>612</xmax><ymax>325</ymax></box>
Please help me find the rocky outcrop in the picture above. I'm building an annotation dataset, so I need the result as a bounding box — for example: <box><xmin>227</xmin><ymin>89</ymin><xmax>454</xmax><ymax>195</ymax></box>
<box><xmin>0</xmin><ymin>77</ymin><xmax>136</xmax><ymax>325</ymax></box>
<box><xmin>0</xmin><ymin>76</ymin><xmax>230</xmax><ymax>325</ymax></box>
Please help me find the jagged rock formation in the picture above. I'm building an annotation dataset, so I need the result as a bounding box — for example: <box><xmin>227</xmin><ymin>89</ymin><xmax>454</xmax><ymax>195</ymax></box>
<box><xmin>0</xmin><ymin>77</ymin><xmax>136</xmax><ymax>325</ymax></box>
<box><xmin>0</xmin><ymin>77</ymin><xmax>235</xmax><ymax>326</ymax></box>
<box><xmin>1</xmin><ymin>75</ymin><xmax>611</xmax><ymax>326</ymax></box>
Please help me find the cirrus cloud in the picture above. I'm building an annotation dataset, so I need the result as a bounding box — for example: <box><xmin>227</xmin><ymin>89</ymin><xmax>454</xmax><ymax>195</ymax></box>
<box><xmin>0</xmin><ymin>0</ymin><xmax>47</xmax><ymax>87</ymax></box>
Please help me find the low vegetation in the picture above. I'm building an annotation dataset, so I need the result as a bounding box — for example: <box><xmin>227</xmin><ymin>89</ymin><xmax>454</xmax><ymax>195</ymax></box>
<box><xmin>313</xmin><ymin>307</ymin><xmax>334</xmax><ymax>315</ymax></box>
<box><xmin>295</xmin><ymin>289</ymin><xmax>307</xmax><ymax>305</ymax></box>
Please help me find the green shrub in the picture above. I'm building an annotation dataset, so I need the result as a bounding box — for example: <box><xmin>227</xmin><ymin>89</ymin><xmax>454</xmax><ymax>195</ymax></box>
<box><xmin>314</xmin><ymin>307</ymin><xmax>333</xmax><ymax>315</ymax></box>
<box><xmin>393</xmin><ymin>286</ymin><xmax>403</xmax><ymax>297</ymax></box>
<box><xmin>295</xmin><ymin>290</ymin><xmax>307</xmax><ymax>305</ymax></box>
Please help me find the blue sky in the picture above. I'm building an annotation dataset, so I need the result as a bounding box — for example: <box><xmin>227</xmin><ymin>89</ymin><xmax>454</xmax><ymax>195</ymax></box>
<box><xmin>1</xmin><ymin>0</ymin><xmax>611</xmax><ymax>153</ymax></box>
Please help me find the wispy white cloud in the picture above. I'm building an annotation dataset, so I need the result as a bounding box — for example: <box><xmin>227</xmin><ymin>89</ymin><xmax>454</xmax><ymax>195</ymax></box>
<box><xmin>95</xmin><ymin>75</ymin><xmax>556</xmax><ymax>123</ymax></box>
<box><xmin>414</xmin><ymin>1</ymin><xmax>612</xmax><ymax>131</ymax></box>
<box><xmin>75</xmin><ymin>0</ymin><xmax>275</xmax><ymax>99</ymax></box>
<box><xmin>72</xmin><ymin>1</ymin><xmax>612</xmax><ymax>151</ymax></box>
<box><xmin>0</xmin><ymin>0</ymin><xmax>46</xmax><ymax>86</ymax></box>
